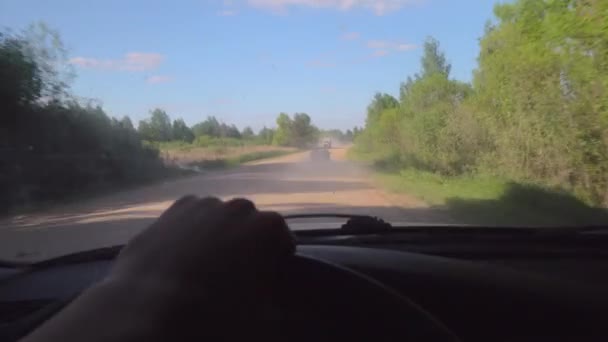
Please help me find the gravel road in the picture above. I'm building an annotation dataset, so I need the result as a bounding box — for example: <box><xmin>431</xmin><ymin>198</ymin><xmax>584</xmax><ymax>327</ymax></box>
<box><xmin>0</xmin><ymin>149</ymin><xmax>452</xmax><ymax>261</ymax></box>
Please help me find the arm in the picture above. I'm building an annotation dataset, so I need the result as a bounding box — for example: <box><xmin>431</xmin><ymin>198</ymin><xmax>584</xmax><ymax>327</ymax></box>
<box><xmin>21</xmin><ymin>197</ymin><xmax>294</xmax><ymax>342</ymax></box>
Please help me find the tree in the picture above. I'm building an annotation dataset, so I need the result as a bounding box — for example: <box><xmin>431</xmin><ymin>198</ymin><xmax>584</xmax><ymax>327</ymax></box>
<box><xmin>242</xmin><ymin>126</ymin><xmax>255</xmax><ymax>139</ymax></box>
<box><xmin>358</xmin><ymin>93</ymin><xmax>400</xmax><ymax>153</ymax></box>
<box><xmin>172</xmin><ymin>118</ymin><xmax>194</xmax><ymax>143</ymax></box>
<box><xmin>258</xmin><ymin>126</ymin><xmax>274</xmax><ymax>145</ymax></box>
<box><xmin>138</xmin><ymin>108</ymin><xmax>172</xmax><ymax>141</ymax></box>
<box><xmin>399</xmin><ymin>76</ymin><xmax>415</xmax><ymax>104</ymax></box>
<box><xmin>0</xmin><ymin>23</ymin><xmax>73</xmax><ymax>144</ymax></box>
<box><xmin>272</xmin><ymin>113</ymin><xmax>292</xmax><ymax>146</ymax></box>
<box><xmin>137</xmin><ymin>120</ymin><xmax>153</xmax><ymax>141</ymax></box>
<box><xmin>345</xmin><ymin>129</ymin><xmax>354</xmax><ymax>141</ymax></box>
<box><xmin>150</xmin><ymin>109</ymin><xmax>172</xmax><ymax>141</ymax></box>
<box><xmin>192</xmin><ymin>116</ymin><xmax>221</xmax><ymax>137</ymax></box>
<box><xmin>420</xmin><ymin>37</ymin><xmax>451</xmax><ymax>78</ymax></box>
<box><xmin>357</xmin><ymin>36</ymin><xmax>474</xmax><ymax>174</ymax></box>
<box><xmin>0</xmin><ymin>34</ymin><xmax>42</xmax><ymax>108</ymax></box>
<box><xmin>220</xmin><ymin>123</ymin><xmax>241</xmax><ymax>139</ymax></box>
<box><xmin>365</xmin><ymin>93</ymin><xmax>398</xmax><ymax>127</ymax></box>
<box><xmin>291</xmin><ymin>113</ymin><xmax>317</xmax><ymax>147</ymax></box>
<box><xmin>272</xmin><ymin>112</ymin><xmax>318</xmax><ymax>148</ymax></box>
<box><xmin>119</xmin><ymin>116</ymin><xmax>134</xmax><ymax>131</ymax></box>
<box><xmin>0</xmin><ymin>22</ymin><xmax>73</xmax><ymax>106</ymax></box>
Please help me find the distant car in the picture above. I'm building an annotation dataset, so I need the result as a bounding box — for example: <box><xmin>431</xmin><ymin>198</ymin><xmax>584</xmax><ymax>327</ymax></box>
<box><xmin>322</xmin><ymin>139</ymin><xmax>332</xmax><ymax>149</ymax></box>
<box><xmin>310</xmin><ymin>148</ymin><xmax>330</xmax><ymax>161</ymax></box>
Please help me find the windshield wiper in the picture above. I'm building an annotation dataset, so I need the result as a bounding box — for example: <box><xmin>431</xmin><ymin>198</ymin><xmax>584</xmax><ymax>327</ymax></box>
<box><xmin>285</xmin><ymin>214</ymin><xmax>608</xmax><ymax>238</ymax></box>
<box><xmin>284</xmin><ymin>213</ymin><xmax>392</xmax><ymax>234</ymax></box>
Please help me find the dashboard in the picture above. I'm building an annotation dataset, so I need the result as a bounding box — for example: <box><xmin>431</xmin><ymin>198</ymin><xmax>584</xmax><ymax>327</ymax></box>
<box><xmin>1</xmin><ymin>241</ymin><xmax>608</xmax><ymax>341</ymax></box>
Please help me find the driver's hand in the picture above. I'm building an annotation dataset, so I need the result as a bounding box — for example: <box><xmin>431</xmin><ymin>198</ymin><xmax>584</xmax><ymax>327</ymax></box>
<box><xmin>112</xmin><ymin>196</ymin><xmax>294</xmax><ymax>294</ymax></box>
<box><xmin>109</xmin><ymin>196</ymin><xmax>294</xmax><ymax>338</ymax></box>
<box><xmin>22</xmin><ymin>196</ymin><xmax>294</xmax><ymax>342</ymax></box>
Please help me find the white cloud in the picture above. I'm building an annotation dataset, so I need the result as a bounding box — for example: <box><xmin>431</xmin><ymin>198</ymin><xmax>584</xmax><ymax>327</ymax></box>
<box><xmin>367</xmin><ymin>40</ymin><xmax>389</xmax><ymax>49</ymax></box>
<box><xmin>70</xmin><ymin>52</ymin><xmax>165</xmax><ymax>71</ymax></box>
<box><xmin>246</xmin><ymin>0</ymin><xmax>421</xmax><ymax>15</ymax></box>
<box><xmin>396</xmin><ymin>43</ymin><xmax>417</xmax><ymax>51</ymax></box>
<box><xmin>341</xmin><ymin>32</ymin><xmax>360</xmax><ymax>41</ymax></box>
<box><xmin>218</xmin><ymin>9</ymin><xmax>237</xmax><ymax>15</ymax></box>
<box><xmin>367</xmin><ymin>40</ymin><xmax>417</xmax><ymax>57</ymax></box>
<box><xmin>371</xmin><ymin>49</ymin><xmax>389</xmax><ymax>57</ymax></box>
<box><xmin>146</xmin><ymin>75</ymin><xmax>173</xmax><ymax>84</ymax></box>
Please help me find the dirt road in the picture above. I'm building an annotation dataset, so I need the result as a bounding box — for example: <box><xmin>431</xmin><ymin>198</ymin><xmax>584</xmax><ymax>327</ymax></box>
<box><xmin>1</xmin><ymin>149</ymin><xmax>451</xmax><ymax>261</ymax></box>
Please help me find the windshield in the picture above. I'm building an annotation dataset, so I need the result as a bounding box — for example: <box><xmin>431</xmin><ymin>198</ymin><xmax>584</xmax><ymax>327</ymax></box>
<box><xmin>2</xmin><ymin>0</ymin><xmax>608</xmax><ymax>262</ymax></box>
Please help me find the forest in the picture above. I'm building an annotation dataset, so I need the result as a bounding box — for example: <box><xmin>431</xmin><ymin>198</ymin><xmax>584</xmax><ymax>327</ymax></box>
<box><xmin>354</xmin><ymin>0</ymin><xmax>608</xmax><ymax>207</ymax></box>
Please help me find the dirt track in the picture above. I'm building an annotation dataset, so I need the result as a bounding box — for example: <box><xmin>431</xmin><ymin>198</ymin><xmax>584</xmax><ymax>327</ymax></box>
<box><xmin>0</xmin><ymin>149</ymin><xmax>452</xmax><ymax>261</ymax></box>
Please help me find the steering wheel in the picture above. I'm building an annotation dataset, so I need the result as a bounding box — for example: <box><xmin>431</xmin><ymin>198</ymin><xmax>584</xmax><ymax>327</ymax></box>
<box><xmin>277</xmin><ymin>253</ymin><xmax>459</xmax><ymax>341</ymax></box>
<box><xmin>5</xmin><ymin>253</ymin><xmax>458</xmax><ymax>342</ymax></box>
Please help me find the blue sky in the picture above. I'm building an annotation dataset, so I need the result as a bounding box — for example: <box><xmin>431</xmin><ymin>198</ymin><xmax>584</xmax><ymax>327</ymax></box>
<box><xmin>1</xmin><ymin>0</ymin><xmax>498</xmax><ymax>130</ymax></box>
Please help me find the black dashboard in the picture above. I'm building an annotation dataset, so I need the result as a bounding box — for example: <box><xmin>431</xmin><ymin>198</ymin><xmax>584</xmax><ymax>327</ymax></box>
<box><xmin>2</xmin><ymin>235</ymin><xmax>608</xmax><ymax>341</ymax></box>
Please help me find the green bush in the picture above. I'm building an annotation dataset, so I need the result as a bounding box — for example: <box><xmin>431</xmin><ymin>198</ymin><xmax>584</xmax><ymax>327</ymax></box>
<box><xmin>192</xmin><ymin>135</ymin><xmax>213</xmax><ymax>147</ymax></box>
<box><xmin>354</xmin><ymin>0</ymin><xmax>608</xmax><ymax>206</ymax></box>
<box><xmin>191</xmin><ymin>135</ymin><xmax>246</xmax><ymax>149</ymax></box>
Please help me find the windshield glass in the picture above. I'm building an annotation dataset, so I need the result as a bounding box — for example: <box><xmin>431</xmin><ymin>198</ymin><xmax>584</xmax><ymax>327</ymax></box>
<box><xmin>2</xmin><ymin>0</ymin><xmax>608</xmax><ymax>261</ymax></box>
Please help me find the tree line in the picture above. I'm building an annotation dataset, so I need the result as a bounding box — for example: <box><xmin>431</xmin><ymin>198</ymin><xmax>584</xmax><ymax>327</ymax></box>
<box><xmin>135</xmin><ymin>108</ymin><xmax>323</xmax><ymax>148</ymax></box>
<box><xmin>355</xmin><ymin>0</ymin><xmax>608</xmax><ymax>206</ymax></box>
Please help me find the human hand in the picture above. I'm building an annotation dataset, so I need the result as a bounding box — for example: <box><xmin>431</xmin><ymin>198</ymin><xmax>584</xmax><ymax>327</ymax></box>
<box><xmin>111</xmin><ymin>196</ymin><xmax>294</xmax><ymax>296</ymax></box>
<box><xmin>22</xmin><ymin>197</ymin><xmax>294</xmax><ymax>342</ymax></box>
<box><xmin>108</xmin><ymin>196</ymin><xmax>297</xmax><ymax>340</ymax></box>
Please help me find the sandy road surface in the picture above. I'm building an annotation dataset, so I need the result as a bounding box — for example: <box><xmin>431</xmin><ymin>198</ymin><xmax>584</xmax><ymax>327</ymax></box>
<box><xmin>0</xmin><ymin>149</ymin><xmax>451</xmax><ymax>261</ymax></box>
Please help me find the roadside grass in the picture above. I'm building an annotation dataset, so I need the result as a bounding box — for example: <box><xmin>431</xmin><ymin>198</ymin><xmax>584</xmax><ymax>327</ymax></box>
<box><xmin>348</xmin><ymin>149</ymin><xmax>608</xmax><ymax>226</ymax></box>
<box><xmin>161</xmin><ymin>145</ymin><xmax>295</xmax><ymax>165</ymax></box>
<box><xmin>186</xmin><ymin>149</ymin><xmax>298</xmax><ymax>170</ymax></box>
<box><xmin>375</xmin><ymin>170</ymin><xmax>505</xmax><ymax>206</ymax></box>
<box><xmin>149</xmin><ymin>137</ymin><xmax>263</xmax><ymax>152</ymax></box>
